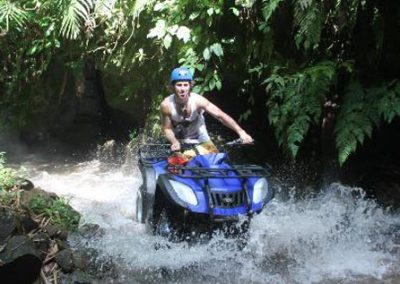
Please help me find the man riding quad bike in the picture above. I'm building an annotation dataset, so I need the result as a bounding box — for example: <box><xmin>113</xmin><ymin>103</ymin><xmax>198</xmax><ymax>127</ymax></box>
<box><xmin>136</xmin><ymin>140</ymin><xmax>274</xmax><ymax>239</ymax></box>
<box><xmin>134</xmin><ymin>67</ymin><xmax>274</xmax><ymax>239</ymax></box>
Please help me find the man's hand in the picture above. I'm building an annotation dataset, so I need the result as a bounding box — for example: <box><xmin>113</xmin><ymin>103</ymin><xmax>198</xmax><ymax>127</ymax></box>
<box><xmin>239</xmin><ymin>130</ymin><xmax>254</xmax><ymax>144</ymax></box>
<box><xmin>171</xmin><ymin>141</ymin><xmax>181</xmax><ymax>151</ymax></box>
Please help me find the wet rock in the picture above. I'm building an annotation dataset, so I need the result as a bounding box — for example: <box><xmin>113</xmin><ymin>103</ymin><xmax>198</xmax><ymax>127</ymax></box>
<box><xmin>56</xmin><ymin>239</ymin><xmax>70</xmax><ymax>251</ymax></box>
<box><xmin>14</xmin><ymin>177</ymin><xmax>34</xmax><ymax>191</ymax></box>
<box><xmin>1</xmin><ymin>212</ymin><xmax>38</xmax><ymax>236</ymax></box>
<box><xmin>20</xmin><ymin>187</ymin><xmax>57</xmax><ymax>209</ymax></box>
<box><xmin>59</xmin><ymin>270</ymin><xmax>96</xmax><ymax>284</ymax></box>
<box><xmin>0</xmin><ymin>210</ymin><xmax>15</xmax><ymax>244</ymax></box>
<box><xmin>73</xmin><ymin>248</ymin><xmax>117</xmax><ymax>279</ymax></box>
<box><xmin>97</xmin><ymin>139</ymin><xmax>126</xmax><ymax>165</ymax></box>
<box><xmin>45</xmin><ymin>224</ymin><xmax>68</xmax><ymax>240</ymax></box>
<box><xmin>77</xmin><ymin>223</ymin><xmax>105</xmax><ymax>239</ymax></box>
<box><xmin>72</xmin><ymin>248</ymin><xmax>98</xmax><ymax>271</ymax></box>
<box><xmin>56</xmin><ymin>249</ymin><xmax>74</xmax><ymax>273</ymax></box>
<box><xmin>0</xmin><ymin>235</ymin><xmax>42</xmax><ymax>283</ymax></box>
<box><xmin>19</xmin><ymin>215</ymin><xmax>39</xmax><ymax>233</ymax></box>
<box><xmin>0</xmin><ymin>254</ymin><xmax>42</xmax><ymax>284</ymax></box>
<box><xmin>0</xmin><ymin>235</ymin><xmax>41</xmax><ymax>261</ymax></box>
<box><xmin>32</xmin><ymin>232</ymin><xmax>50</xmax><ymax>260</ymax></box>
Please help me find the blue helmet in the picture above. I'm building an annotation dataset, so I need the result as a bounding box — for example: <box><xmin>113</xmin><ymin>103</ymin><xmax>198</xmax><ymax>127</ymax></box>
<box><xmin>170</xmin><ymin>67</ymin><xmax>193</xmax><ymax>83</ymax></box>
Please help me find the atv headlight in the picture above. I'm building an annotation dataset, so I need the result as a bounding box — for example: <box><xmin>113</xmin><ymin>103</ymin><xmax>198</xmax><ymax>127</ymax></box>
<box><xmin>253</xmin><ymin>178</ymin><xmax>268</xmax><ymax>203</ymax></box>
<box><xmin>169</xmin><ymin>180</ymin><xmax>198</xmax><ymax>206</ymax></box>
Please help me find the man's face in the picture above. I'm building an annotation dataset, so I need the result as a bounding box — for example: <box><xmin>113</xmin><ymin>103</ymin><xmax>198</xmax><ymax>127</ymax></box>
<box><xmin>173</xmin><ymin>81</ymin><xmax>191</xmax><ymax>103</ymax></box>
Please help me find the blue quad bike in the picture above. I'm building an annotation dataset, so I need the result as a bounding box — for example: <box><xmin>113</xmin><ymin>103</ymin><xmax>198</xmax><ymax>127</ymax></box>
<box><xmin>136</xmin><ymin>140</ymin><xmax>274</xmax><ymax>240</ymax></box>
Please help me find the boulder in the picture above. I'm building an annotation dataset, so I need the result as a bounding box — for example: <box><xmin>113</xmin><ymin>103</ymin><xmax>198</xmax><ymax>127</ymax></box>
<box><xmin>72</xmin><ymin>248</ymin><xmax>117</xmax><ymax>279</ymax></box>
<box><xmin>14</xmin><ymin>178</ymin><xmax>34</xmax><ymax>191</ymax></box>
<box><xmin>19</xmin><ymin>215</ymin><xmax>39</xmax><ymax>233</ymax></box>
<box><xmin>31</xmin><ymin>232</ymin><xmax>50</xmax><ymax>260</ymax></box>
<box><xmin>0</xmin><ymin>210</ymin><xmax>15</xmax><ymax>244</ymax></box>
<box><xmin>20</xmin><ymin>188</ymin><xmax>57</xmax><ymax>209</ymax></box>
<box><xmin>56</xmin><ymin>249</ymin><xmax>74</xmax><ymax>273</ymax></box>
<box><xmin>0</xmin><ymin>235</ymin><xmax>42</xmax><ymax>283</ymax></box>
<box><xmin>76</xmin><ymin>223</ymin><xmax>105</xmax><ymax>240</ymax></box>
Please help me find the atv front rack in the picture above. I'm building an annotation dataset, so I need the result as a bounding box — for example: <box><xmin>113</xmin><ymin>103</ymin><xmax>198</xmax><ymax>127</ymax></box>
<box><xmin>169</xmin><ymin>165</ymin><xmax>270</xmax><ymax>218</ymax></box>
<box><xmin>139</xmin><ymin>144</ymin><xmax>171</xmax><ymax>164</ymax></box>
<box><xmin>171</xmin><ymin>165</ymin><xmax>269</xmax><ymax>179</ymax></box>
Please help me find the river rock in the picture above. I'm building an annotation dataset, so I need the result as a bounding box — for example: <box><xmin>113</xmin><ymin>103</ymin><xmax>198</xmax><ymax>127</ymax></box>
<box><xmin>31</xmin><ymin>232</ymin><xmax>50</xmax><ymax>260</ymax></box>
<box><xmin>14</xmin><ymin>177</ymin><xmax>34</xmax><ymax>191</ymax></box>
<box><xmin>0</xmin><ymin>235</ymin><xmax>42</xmax><ymax>283</ymax></box>
<box><xmin>20</xmin><ymin>187</ymin><xmax>57</xmax><ymax>209</ymax></box>
<box><xmin>44</xmin><ymin>223</ymin><xmax>68</xmax><ymax>240</ymax></box>
<box><xmin>59</xmin><ymin>270</ymin><xmax>97</xmax><ymax>284</ymax></box>
<box><xmin>73</xmin><ymin>248</ymin><xmax>117</xmax><ymax>279</ymax></box>
<box><xmin>77</xmin><ymin>223</ymin><xmax>105</xmax><ymax>240</ymax></box>
<box><xmin>56</xmin><ymin>248</ymin><xmax>74</xmax><ymax>273</ymax></box>
<box><xmin>1</xmin><ymin>210</ymin><xmax>39</xmax><ymax>236</ymax></box>
<box><xmin>19</xmin><ymin>215</ymin><xmax>39</xmax><ymax>233</ymax></box>
<box><xmin>0</xmin><ymin>210</ymin><xmax>15</xmax><ymax>244</ymax></box>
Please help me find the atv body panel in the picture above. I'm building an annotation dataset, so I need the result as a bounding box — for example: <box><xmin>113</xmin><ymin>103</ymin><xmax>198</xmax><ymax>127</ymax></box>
<box><xmin>137</xmin><ymin>144</ymin><xmax>274</xmax><ymax>235</ymax></box>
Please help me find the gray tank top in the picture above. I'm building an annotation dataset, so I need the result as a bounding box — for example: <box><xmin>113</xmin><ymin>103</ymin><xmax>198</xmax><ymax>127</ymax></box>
<box><xmin>168</xmin><ymin>93</ymin><xmax>210</xmax><ymax>143</ymax></box>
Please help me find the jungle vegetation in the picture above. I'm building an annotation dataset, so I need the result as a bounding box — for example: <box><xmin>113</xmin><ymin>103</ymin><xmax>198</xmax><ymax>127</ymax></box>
<box><xmin>1</xmin><ymin>0</ymin><xmax>399</xmax><ymax>165</ymax></box>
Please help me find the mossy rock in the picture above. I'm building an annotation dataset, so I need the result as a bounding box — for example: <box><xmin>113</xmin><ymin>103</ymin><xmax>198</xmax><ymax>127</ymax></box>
<box><xmin>21</xmin><ymin>188</ymin><xmax>80</xmax><ymax>231</ymax></box>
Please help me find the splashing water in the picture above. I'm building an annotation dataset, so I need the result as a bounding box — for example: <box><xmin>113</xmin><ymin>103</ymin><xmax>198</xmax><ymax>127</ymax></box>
<box><xmin>17</xmin><ymin>152</ymin><xmax>400</xmax><ymax>283</ymax></box>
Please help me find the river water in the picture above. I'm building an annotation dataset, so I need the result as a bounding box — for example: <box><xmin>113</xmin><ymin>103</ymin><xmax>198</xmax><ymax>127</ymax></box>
<box><xmin>9</xmin><ymin>147</ymin><xmax>400</xmax><ymax>283</ymax></box>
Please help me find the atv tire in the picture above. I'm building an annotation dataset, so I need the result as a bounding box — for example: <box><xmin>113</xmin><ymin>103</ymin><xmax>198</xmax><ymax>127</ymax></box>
<box><xmin>135</xmin><ymin>187</ymin><xmax>145</xmax><ymax>223</ymax></box>
<box><xmin>153</xmin><ymin>205</ymin><xmax>184</xmax><ymax>241</ymax></box>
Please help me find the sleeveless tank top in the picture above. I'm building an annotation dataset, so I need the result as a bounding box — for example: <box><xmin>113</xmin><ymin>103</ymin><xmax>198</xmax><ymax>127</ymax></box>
<box><xmin>168</xmin><ymin>93</ymin><xmax>210</xmax><ymax>143</ymax></box>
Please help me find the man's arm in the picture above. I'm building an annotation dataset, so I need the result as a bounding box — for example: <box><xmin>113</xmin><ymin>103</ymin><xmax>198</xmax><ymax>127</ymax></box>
<box><xmin>160</xmin><ymin>101</ymin><xmax>181</xmax><ymax>151</ymax></box>
<box><xmin>197</xmin><ymin>96</ymin><xmax>253</xmax><ymax>143</ymax></box>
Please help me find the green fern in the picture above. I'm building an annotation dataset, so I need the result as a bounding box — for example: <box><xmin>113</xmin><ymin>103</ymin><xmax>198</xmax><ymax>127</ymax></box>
<box><xmin>261</xmin><ymin>0</ymin><xmax>284</xmax><ymax>23</ymax></box>
<box><xmin>293</xmin><ymin>0</ymin><xmax>323</xmax><ymax>50</ymax></box>
<box><xmin>335</xmin><ymin>81</ymin><xmax>400</xmax><ymax>165</ymax></box>
<box><xmin>264</xmin><ymin>61</ymin><xmax>336</xmax><ymax>158</ymax></box>
<box><xmin>0</xmin><ymin>0</ymin><xmax>28</xmax><ymax>31</ymax></box>
<box><xmin>61</xmin><ymin>0</ymin><xmax>94</xmax><ymax>39</ymax></box>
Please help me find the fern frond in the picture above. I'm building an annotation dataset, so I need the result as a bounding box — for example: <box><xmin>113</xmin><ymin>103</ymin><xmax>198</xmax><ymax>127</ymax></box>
<box><xmin>293</xmin><ymin>0</ymin><xmax>323</xmax><ymax>50</ymax></box>
<box><xmin>61</xmin><ymin>0</ymin><xmax>95</xmax><ymax>39</ymax></box>
<box><xmin>261</xmin><ymin>0</ymin><xmax>284</xmax><ymax>22</ymax></box>
<box><xmin>265</xmin><ymin>61</ymin><xmax>336</xmax><ymax>158</ymax></box>
<box><xmin>335</xmin><ymin>81</ymin><xmax>400</xmax><ymax>165</ymax></box>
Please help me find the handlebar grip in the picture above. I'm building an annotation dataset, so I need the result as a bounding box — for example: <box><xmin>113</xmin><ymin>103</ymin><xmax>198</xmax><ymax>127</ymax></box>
<box><xmin>225</xmin><ymin>138</ymin><xmax>243</xmax><ymax>146</ymax></box>
<box><xmin>225</xmin><ymin>138</ymin><xmax>255</xmax><ymax>146</ymax></box>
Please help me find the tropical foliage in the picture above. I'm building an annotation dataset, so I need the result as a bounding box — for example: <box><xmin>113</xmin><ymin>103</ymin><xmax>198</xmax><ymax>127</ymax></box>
<box><xmin>1</xmin><ymin>0</ymin><xmax>399</xmax><ymax>165</ymax></box>
<box><xmin>0</xmin><ymin>152</ymin><xmax>16</xmax><ymax>190</ymax></box>
<box><xmin>29</xmin><ymin>195</ymin><xmax>80</xmax><ymax>230</ymax></box>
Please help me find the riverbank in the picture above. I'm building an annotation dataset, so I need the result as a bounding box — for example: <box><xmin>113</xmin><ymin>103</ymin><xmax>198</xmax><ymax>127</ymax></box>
<box><xmin>0</xmin><ymin>179</ymin><xmax>118</xmax><ymax>283</ymax></box>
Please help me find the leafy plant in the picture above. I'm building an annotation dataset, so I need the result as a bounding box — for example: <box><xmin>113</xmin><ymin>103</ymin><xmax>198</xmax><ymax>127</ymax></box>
<box><xmin>293</xmin><ymin>0</ymin><xmax>323</xmax><ymax>50</ymax></box>
<box><xmin>0</xmin><ymin>0</ymin><xmax>28</xmax><ymax>31</ymax></box>
<box><xmin>29</xmin><ymin>195</ymin><xmax>80</xmax><ymax>230</ymax></box>
<box><xmin>0</xmin><ymin>152</ymin><xmax>16</xmax><ymax>190</ymax></box>
<box><xmin>0</xmin><ymin>190</ymin><xmax>18</xmax><ymax>206</ymax></box>
<box><xmin>264</xmin><ymin>61</ymin><xmax>336</xmax><ymax>157</ymax></box>
<box><xmin>335</xmin><ymin>81</ymin><xmax>400</xmax><ymax>165</ymax></box>
<box><xmin>1</xmin><ymin>0</ymin><xmax>400</xmax><ymax>166</ymax></box>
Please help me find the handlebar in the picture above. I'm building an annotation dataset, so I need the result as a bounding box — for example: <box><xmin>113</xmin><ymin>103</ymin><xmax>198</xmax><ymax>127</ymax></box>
<box><xmin>224</xmin><ymin>138</ymin><xmax>254</xmax><ymax>146</ymax></box>
<box><xmin>138</xmin><ymin>139</ymin><xmax>254</xmax><ymax>162</ymax></box>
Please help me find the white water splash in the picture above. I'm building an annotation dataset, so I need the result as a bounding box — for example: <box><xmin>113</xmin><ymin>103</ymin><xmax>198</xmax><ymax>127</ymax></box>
<box><xmin>21</xmin><ymin>154</ymin><xmax>400</xmax><ymax>283</ymax></box>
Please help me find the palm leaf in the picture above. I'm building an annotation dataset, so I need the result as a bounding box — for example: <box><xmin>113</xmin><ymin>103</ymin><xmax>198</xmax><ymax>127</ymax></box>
<box><xmin>60</xmin><ymin>0</ymin><xmax>94</xmax><ymax>39</ymax></box>
<box><xmin>94</xmin><ymin>0</ymin><xmax>117</xmax><ymax>19</ymax></box>
<box><xmin>0</xmin><ymin>0</ymin><xmax>28</xmax><ymax>31</ymax></box>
